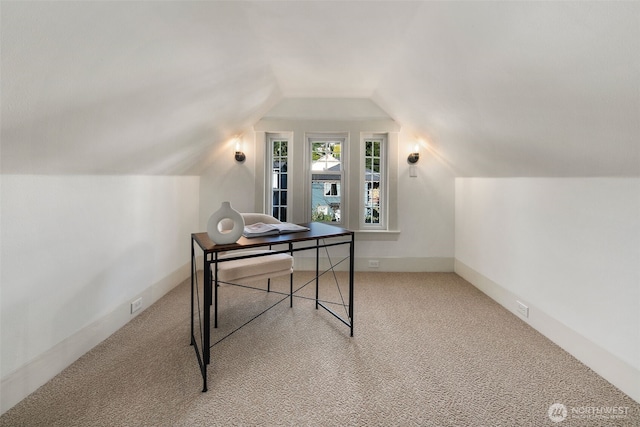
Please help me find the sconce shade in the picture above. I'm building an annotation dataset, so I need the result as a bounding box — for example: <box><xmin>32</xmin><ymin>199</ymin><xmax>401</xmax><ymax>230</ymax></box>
<box><xmin>407</xmin><ymin>142</ymin><xmax>420</xmax><ymax>164</ymax></box>
<box><xmin>234</xmin><ymin>138</ymin><xmax>245</xmax><ymax>162</ymax></box>
<box><xmin>407</xmin><ymin>152</ymin><xmax>419</xmax><ymax>164</ymax></box>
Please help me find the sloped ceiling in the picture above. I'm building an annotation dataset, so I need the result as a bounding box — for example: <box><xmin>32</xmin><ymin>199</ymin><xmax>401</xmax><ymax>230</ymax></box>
<box><xmin>1</xmin><ymin>1</ymin><xmax>638</xmax><ymax>176</ymax></box>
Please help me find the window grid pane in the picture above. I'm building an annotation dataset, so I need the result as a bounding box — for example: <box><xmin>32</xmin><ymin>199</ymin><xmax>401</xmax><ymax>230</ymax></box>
<box><xmin>364</xmin><ymin>139</ymin><xmax>381</xmax><ymax>225</ymax></box>
<box><xmin>271</xmin><ymin>139</ymin><xmax>288</xmax><ymax>222</ymax></box>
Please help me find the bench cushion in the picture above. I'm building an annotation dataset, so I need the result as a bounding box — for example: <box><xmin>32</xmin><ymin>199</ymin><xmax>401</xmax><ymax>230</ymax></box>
<box><xmin>213</xmin><ymin>250</ymin><xmax>293</xmax><ymax>283</ymax></box>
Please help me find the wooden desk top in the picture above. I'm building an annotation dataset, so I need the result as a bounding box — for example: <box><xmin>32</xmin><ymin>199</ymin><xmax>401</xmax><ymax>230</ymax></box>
<box><xmin>192</xmin><ymin>222</ymin><xmax>353</xmax><ymax>253</ymax></box>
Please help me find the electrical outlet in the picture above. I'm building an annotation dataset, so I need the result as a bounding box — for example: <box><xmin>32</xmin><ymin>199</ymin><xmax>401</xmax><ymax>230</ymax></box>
<box><xmin>516</xmin><ymin>300</ymin><xmax>529</xmax><ymax>318</ymax></box>
<box><xmin>368</xmin><ymin>260</ymin><xmax>380</xmax><ymax>268</ymax></box>
<box><xmin>131</xmin><ymin>297</ymin><xmax>142</xmax><ymax>314</ymax></box>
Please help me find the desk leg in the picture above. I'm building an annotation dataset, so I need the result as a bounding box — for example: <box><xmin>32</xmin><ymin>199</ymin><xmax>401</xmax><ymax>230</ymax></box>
<box><xmin>268</xmin><ymin>244</ymin><xmax>272</xmax><ymax>292</ymax></box>
<box><xmin>190</xmin><ymin>239</ymin><xmax>195</xmax><ymax>346</ymax></box>
<box><xmin>315</xmin><ymin>240</ymin><xmax>320</xmax><ymax>309</ymax></box>
<box><xmin>204</xmin><ymin>257</ymin><xmax>211</xmax><ymax>366</ymax></box>
<box><xmin>214</xmin><ymin>255</ymin><xmax>219</xmax><ymax>329</ymax></box>
<box><xmin>289</xmin><ymin>242</ymin><xmax>294</xmax><ymax>307</ymax></box>
<box><xmin>349</xmin><ymin>234</ymin><xmax>354</xmax><ymax>337</ymax></box>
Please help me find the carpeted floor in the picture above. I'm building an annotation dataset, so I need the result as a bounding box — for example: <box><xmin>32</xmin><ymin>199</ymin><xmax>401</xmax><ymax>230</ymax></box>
<box><xmin>1</xmin><ymin>272</ymin><xmax>638</xmax><ymax>426</ymax></box>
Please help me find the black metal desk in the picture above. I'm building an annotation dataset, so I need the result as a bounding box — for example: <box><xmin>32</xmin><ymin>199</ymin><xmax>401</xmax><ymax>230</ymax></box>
<box><xmin>190</xmin><ymin>222</ymin><xmax>354</xmax><ymax>392</ymax></box>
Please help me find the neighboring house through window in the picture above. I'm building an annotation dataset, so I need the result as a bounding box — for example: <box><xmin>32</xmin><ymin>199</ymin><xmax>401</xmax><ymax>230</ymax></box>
<box><xmin>309</xmin><ymin>134</ymin><xmax>345</xmax><ymax>223</ymax></box>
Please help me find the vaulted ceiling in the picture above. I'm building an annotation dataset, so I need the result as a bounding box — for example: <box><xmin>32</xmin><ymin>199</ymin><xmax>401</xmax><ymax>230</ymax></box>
<box><xmin>2</xmin><ymin>1</ymin><xmax>638</xmax><ymax>176</ymax></box>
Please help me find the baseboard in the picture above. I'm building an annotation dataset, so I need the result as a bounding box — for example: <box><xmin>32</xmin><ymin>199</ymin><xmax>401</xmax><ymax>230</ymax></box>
<box><xmin>454</xmin><ymin>259</ymin><xmax>640</xmax><ymax>404</ymax></box>
<box><xmin>293</xmin><ymin>256</ymin><xmax>454</xmax><ymax>272</ymax></box>
<box><xmin>0</xmin><ymin>262</ymin><xmax>191</xmax><ymax>415</ymax></box>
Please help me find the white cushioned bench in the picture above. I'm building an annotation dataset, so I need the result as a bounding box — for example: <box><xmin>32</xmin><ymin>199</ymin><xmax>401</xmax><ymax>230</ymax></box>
<box><xmin>214</xmin><ymin>249</ymin><xmax>294</xmax><ymax>283</ymax></box>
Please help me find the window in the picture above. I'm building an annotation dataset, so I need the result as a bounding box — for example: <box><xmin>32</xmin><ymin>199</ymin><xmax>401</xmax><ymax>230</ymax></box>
<box><xmin>309</xmin><ymin>134</ymin><xmax>345</xmax><ymax>223</ymax></box>
<box><xmin>362</xmin><ymin>134</ymin><xmax>387</xmax><ymax>229</ymax></box>
<box><xmin>324</xmin><ymin>182</ymin><xmax>340</xmax><ymax>196</ymax></box>
<box><xmin>268</xmin><ymin>135</ymin><xmax>289</xmax><ymax>221</ymax></box>
<box><xmin>256</xmin><ymin>119</ymin><xmax>397</xmax><ymax>232</ymax></box>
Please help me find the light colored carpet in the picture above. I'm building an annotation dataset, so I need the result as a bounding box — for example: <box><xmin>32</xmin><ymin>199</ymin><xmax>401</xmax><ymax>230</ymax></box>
<box><xmin>1</xmin><ymin>272</ymin><xmax>638</xmax><ymax>426</ymax></box>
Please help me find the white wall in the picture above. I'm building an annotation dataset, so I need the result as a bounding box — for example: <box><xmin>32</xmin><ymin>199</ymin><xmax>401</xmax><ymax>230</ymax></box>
<box><xmin>198</xmin><ymin>133</ymin><xmax>258</xmax><ymax>231</ymax></box>
<box><xmin>455</xmin><ymin>177</ymin><xmax>640</xmax><ymax>401</ymax></box>
<box><xmin>206</xmin><ymin>98</ymin><xmax>457</xmax><ymax>272</ymax></box>
<box><xmin>0</xmin><ymin>174</ymin><xmax>199</xmax><ymax>413</ymax></box>
<box><xmin>354</xmin><ymin>127</ymin><xmax>455</xmax><ymax>271</ymax></box>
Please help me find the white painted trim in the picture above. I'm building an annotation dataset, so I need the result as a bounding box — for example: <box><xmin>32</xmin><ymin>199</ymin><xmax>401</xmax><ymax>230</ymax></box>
<box><xmin>454</xmin><ymin>259</ymin><xmax>640</xmax><ymax>404</ymax></box>
<box><xmin>0</xmin><ymin>262</ymin><xmax>191</xmax><ymax>415</ymax></box>
<box><xmin>294</xmin><ymin>256</ymin><xmax>454</xmax><ymax>272</ymax></box>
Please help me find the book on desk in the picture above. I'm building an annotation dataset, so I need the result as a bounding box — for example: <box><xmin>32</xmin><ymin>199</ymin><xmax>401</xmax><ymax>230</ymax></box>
<box><xmin>243</xmin><ymin>222</ymin><xmax>310</xmax><ymax>238</ymax></box>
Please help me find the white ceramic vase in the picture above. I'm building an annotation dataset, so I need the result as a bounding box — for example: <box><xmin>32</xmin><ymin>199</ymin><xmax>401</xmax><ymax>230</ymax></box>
<box><xmin>206</xmin><ymin>201</ymin><xmax>245</xmax><ymax>244</ymax></box>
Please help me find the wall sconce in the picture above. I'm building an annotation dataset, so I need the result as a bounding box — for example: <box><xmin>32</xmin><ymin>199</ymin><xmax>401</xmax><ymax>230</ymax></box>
<box><xmin>234</xmin><ymin>138</ymin><xmax>246</xmax><ymax>163</ymax></box>
<box><xmin>407</xmin><ymin>144</ymin><xmax>420</xmax><ymax>164</ymax></box>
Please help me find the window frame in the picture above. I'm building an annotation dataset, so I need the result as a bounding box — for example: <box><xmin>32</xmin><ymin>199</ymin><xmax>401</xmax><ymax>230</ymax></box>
<box><xmin>360</xmin><ymin>133</ymin><xmax>388</xmax><ymax>230</ymax></box>
<box><xmin>266</xmin><ymin>133</ymin><xmax>290</xmax><ymax>222</ymax></box>
<box><xmin>307</xmin><ymin>133</ymin><xmax>348</xmax><ymax>225</ymax></box>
